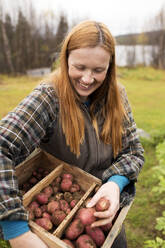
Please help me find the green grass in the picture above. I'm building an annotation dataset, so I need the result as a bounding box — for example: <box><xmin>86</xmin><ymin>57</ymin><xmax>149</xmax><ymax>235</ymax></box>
<box><xmin>0</xmin><ymin>75</ymin><xmax>41</xmax><ymax>119</ymax></box>
<box><xmin>118</xmin><ymin>66</ymin><xmax>165</xmax><ymax>133</ymax></box>
<box><xmin>0</xmin><ymin>67</ymin><xmax>165</xmax><ymax>248</ymax></box>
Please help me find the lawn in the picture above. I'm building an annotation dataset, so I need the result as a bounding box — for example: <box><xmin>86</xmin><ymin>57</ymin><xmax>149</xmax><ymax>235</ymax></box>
<box><xmin>0</xmin><ymin>67</ymin><xmax>165</xmax><ymax>248</ymax></box>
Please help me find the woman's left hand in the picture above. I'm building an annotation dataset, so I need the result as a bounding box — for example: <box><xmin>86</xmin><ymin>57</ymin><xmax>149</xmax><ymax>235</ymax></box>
<box><xmin>86</xmin><ymin>181</ymin><xmax>120</xmax><ymax>227</ymax></box>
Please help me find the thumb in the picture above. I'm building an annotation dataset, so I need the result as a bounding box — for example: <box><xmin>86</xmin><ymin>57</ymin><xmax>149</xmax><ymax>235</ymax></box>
<box><xmin>86</xmin><ymin>193</ymin><xmax>100</xmax><ymax>208</ymax></box>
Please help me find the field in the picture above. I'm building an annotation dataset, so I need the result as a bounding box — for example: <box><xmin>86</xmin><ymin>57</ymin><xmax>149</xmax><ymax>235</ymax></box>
<box><xmin>0</xmin><ymin>67</ymin><xmax>165</xmax><ymax>247</ymax></box>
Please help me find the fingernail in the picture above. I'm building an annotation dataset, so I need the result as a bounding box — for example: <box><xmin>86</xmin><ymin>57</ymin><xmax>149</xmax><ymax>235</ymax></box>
<box><xmin>86</xmin><ymin>203</ymin><xmax>91</xmax><ymax>208</ymax></box>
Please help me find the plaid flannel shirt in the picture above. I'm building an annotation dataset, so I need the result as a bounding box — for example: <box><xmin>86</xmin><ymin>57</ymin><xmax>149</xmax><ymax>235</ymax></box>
<box><xmin>0</xmin><ymin>83</ymin><xmax>144</xmax><ymax>225</ymax></box>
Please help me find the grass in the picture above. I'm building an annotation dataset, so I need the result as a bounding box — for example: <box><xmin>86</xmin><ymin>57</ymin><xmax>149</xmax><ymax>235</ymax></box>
<box><xmin>0</xmin><ymin>67</ymin><xmax>165</xmax><ymax>247</ymax></box>
<box><xmin>118</xmin><ymin>66</ymin><xmax>165</xmax><ymax>133</ymax></box>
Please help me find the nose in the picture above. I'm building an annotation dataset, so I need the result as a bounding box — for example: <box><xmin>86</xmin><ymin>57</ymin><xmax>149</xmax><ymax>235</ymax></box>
<box><xmin>81</xmin><ymin>71</ymin><xmax>94</xmax><ymax>84</ymax></box>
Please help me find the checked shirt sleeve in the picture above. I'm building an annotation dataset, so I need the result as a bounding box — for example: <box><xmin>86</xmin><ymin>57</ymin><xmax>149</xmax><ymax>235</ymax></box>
<box><xmin>102</xmin><ymin>86</ymin><xmax>144</xmax><ymax>183</ymax></box>
<box><xmin>0</xmin><ymin>84</ymin><xmax>58</xmax><ymax>221</ymax></box>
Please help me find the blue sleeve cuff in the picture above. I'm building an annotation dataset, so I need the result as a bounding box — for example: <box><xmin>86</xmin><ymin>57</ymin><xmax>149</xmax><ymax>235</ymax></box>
<box><xmin>107</xmin><ymin>175</ymin><xmax>130</xmax><ymax>193</ymax></box>
<box><xmin>0</xmin><ymin>220</ymin><xmax>30</xmax><ymax>240</ymax></box>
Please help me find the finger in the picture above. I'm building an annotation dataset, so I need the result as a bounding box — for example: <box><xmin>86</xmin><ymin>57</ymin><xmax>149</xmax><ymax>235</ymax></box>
<box><xmin>91</xmin><ymin>218</ymin><xmax>112</xmax><ymax>228</ymax></box>
<box><xmin>86</xmin><ymin>192</ymin><xmax>101</xmax><ymax>208</ymax></box>
<box><xmin>94</xmin><ymin>210</ymin><xmax>112</xmax><ymax>219</ymax></box>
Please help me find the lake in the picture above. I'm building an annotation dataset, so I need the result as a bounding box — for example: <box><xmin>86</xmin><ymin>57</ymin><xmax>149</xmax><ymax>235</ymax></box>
<box><xmin>116</xmin><ymin>45</ymin><xmax>158</xmax><ymax>67</ymax></box>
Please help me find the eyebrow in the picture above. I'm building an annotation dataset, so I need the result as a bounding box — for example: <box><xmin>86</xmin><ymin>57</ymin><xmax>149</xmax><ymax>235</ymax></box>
<box><xmin>73</xmin><ymin>63</ymin><xmax>107</xmax><ymax>69</ymax></box>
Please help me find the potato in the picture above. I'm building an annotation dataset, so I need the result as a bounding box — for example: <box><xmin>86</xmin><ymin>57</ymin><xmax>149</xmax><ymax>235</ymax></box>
<box><xmin>70</xmin><ymin>199</ymin><xmax>78</xmax><ymax>209</ymax></box>
<box><xmin>28</xmin><ymin>201</ymin><xmax>39</xmax><ymax>210</ymax></box>
<box><xmin>35</xmin><ymin>193</ymin><xmax>48</xmax><ymax>205</ymax></box>
<box><xmin>75</xmin><ymin>208</ymin><xmax>96</xmax><ymax>225</ymax></box>
<box><xmin>47</xmin><ymin>200</ymin><xmax>60</xmax><ymax>214</ymax></box>
<box><xmin>62</xmin><ymin>239</ymin><xmax>75</xmax><ymax>248</ymax></box>
<box><xmin>101</xmin><ymin>222</ymin><xmax>112</xmax><ymax>233</ymax></box>
<box><xmin>52</xmin><ymin>210</ymin><xmax>66</xmax><ymax>226</ymax></box>
<box><xmin>35</xmin><ymin>217</ymin><xmax>53</xmax><ymax>231</ymax></box>
<box><xmin>34</xmin><ymin>207</ymin><xmax>42</xmax><ymax>218</ymax></box>
<box><xmin>64</xmin><ymin>192</ymin><xmax>73</xmax><ymax>203</ymax></box>
<box><xmin>70</xmin><ymin>184</ymin><xmax>80</xmax><ymax>193</ymax></box>
<box><xmin>76</xmin><ymin>234</ymin><xmax>96</xmax><ymax>248</ymax></box>
<box><xmin>61</xmin><ymin>179</ymin><xmax>72</xmax><ymax>192</ymax></box>
<box><xmin>62</xmin><ymin>173</ymin><xmax>73</xmax><ymax>181</ymax></box>
<box><xmin>95</xmin><ymin>197</ymin><xmax>110</xmax><ymax>211</ymax></box>
<box><xmin>42</xmin><ymin>185</ymin><xmax>53</xmax><ymax>198</ymax></box>
<box><xmin>65</xmin><ymin>219</ymin><xmax>84</xmax><ymax>240</ymax></box>
<box><xmin>59</xmin><ymin>199</ymin><xmax>69</xmax><ymax>212</ymax></box>
<box><xmin>85</xmin><ymin>225</ymin><xmax>105</xmax><ymax>246</ymax></box>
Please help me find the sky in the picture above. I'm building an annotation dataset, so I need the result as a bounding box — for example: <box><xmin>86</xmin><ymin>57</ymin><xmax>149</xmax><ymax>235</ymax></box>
<box><xmin>3</xmin><ymin>0</ymin><xmax>165</xmax><ymax>35</ymax></box>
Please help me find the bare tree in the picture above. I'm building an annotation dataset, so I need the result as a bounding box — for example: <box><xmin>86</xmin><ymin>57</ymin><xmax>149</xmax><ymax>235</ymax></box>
<box><xmin>0</xmin><ymin>4</ymin><xmax>14</xmax><ymax>73</ymax></box>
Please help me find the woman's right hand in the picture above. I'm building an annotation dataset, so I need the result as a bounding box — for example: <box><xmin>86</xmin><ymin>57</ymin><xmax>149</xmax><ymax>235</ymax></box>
<box><xmin>9</xmin><ymin>230</ymin><xmax>48</xmax><ymax>248</ymax></box>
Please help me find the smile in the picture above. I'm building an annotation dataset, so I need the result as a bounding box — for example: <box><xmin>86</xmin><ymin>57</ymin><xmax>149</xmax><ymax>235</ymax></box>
<box><xmin>79</xmin><ymin>81</ymin><xmax>94</xmax><ymax>89</ymax></box>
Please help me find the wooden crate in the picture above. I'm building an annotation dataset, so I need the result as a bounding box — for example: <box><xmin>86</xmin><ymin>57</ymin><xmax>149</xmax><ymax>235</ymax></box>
<box><xmin>16</xmin><ymin>149</ymin><xmax>132</xmax><ymax>248</ymax></box>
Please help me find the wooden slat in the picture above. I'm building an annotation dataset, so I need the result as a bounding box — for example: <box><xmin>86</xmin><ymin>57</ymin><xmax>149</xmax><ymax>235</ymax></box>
<box><xmin>29</xmin><ymin>221</ymin><xmax>69</xmax><ymax>248</ymax></box>
<box><xmin>102</xmin><ymin>201</ymin><xmax>133</xmax><ymax>248</ymax></box>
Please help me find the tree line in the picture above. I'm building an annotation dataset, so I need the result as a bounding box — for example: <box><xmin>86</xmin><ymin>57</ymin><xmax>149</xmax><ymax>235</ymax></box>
<box><xmin>0</xmin><ymin>2</ymin><xmax>69</xmax><ymax>74</ymax></box>
<box><xmin>0</xmin><ymin>2</ymin><xmax>165</xmax><ymax>74</ymax></box>
<box><xmin>116</xmin><ymin>6</ymin><xmax>165</xmax><ymax>69</ymax></box>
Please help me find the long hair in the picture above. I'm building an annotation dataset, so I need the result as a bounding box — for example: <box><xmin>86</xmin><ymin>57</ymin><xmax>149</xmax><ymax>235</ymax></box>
<box><xmin>52</xmin><ymin>20</ymin><xmax>126</xmax><ymax>158</ymax></box>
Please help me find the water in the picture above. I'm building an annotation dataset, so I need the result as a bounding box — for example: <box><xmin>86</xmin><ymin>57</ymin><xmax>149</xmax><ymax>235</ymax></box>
<box><xmin>116</xmin><ymin>45</ymin><xmax>158</xmax><ymax>67</ymax></box>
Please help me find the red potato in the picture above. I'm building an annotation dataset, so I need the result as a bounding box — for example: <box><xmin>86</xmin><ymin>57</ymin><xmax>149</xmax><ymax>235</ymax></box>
<box><xmin>70</xmin><ymin>199</ymin><xmax>78</xmax><ymax>209</ymax></box>
<box><xmin>62</xmin><ymin>173</ymin><xmax>74</xmax><ymax>181</ymax></box>
<box><xmin>65</xmin><ymin>208</ymin><xmax>71</xmax><ymax>215</ymax></box>
<box><xmin>42</xmin><ymin>212</ymin><xmax>52</xmax><ymax>220</ymax></box>
<box><xmin>85</xmin><ymin>225</ymin><xmax>105</xmax><ymax>246</ymax></box>
<box><xmin>28</xmin><ymin>201</ymin><xmax>39</xmax><ymax>210</ymax></box>
<box><xmin>22</xmin><ymin>182</ymin><xmax>31</xmax><ymax>192</ymax></box>
<box><xmin>43</xmin><ymin>170</ymin><xmax>49</xmax><ymax>176</ymax></box>
<box><xmin>75</xmin><ymin>208</ymin><xmax>96</xmax><ymax>225</ymax></box>
<box><xmin>47</xmin><ymin>200</ymin><xmax>60</xmax><ymax>214</ymax></box>
<box><xmin>61</xmin><ymin>179</ymin><xmax>72</xmax><ymax>192</ymax></box>
<box><xmin>62</xmin><ymin>239</ymin><xmax>75</xmax><ymax>248</ymax></box>
<box><xmin>52</xmin><ymin>210</ymin><xmax>66</xmax><ymax>226</ymax></box>
<box><xmin>28</xmin><ymin>210</ymin><xmax>35</xmax><ymax>220</ymax></box>
<box><xmin>34</xmin><ymin>207</ymin><xmax>42</xmax><ymax>218</ymax></box>
<box><xmin>42</xmin><ymin>186</ymin><xmax>53</xmax><ymax>198</ymax></box>
<box><xmin>59</xmin><ymin>199</ymin><xmax>69</xmax><ymax>212</ymax></box>
<box><xmin>70</xmin><ymin>184</ymin><xmax>80</xmax><ymax>193</ymax></box>
<box><xmin>37</xmin><ymin>167</ymin><xmax>44</xmax><ymax>173</ymax></box>
<box><xmin>53</xmin><ymin>185</ymin><xmax>60</xmax><ymax>194</ymax></box>
<box><xmin>73</xmin><ymin>191</ymin><xmax>84</xmax><ymax>201</ymax></box>
<box><xmin>40</xmin><ymin>204</ymin><xmax>47</xmax><ymax>213</ymax></box>
<box><xmin>95</xmin><ymin>197</ymin><xmax>110</xmax><ymax>212</ymax></box>
<box><xmin>64</xmin><ymin>192</ymin><xmax>73</xmax><ymax>203</ymax></box>
<box><xmin>35</xmin><ymin>173</ymin><xmax>43</xmax><ymax>180</ymax></box>
<box><xmin>36</xmin><ymin>193</ymin><xmax>48</xmax><ymax>205</ymax></box>
<box><xmin>101</xmin><ymin>222</ymin><xmax>112</xmax><ymax>232</ymax></box>
<box><xmin>65</xmin><ymin>218</ymin><xmax>84</xmax><ymax>240</ymax></box>
<box><xmin>29</xmin><ymin>177</ymin><xmax>38</xmax><ymax>185</ymax></box>
<box><xmin>76</xmin><ymin>234</ymin><xmax>96</xmax><ymax>248</ymax></box>
<box><xmin>35</xmin><ymin>217</ymin><xmax>53</xmax><ymax>231</ymax></box>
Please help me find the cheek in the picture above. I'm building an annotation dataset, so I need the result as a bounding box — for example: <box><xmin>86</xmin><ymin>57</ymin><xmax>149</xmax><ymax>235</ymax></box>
<box><xmin>96</xmin><ymin>72</ymin><xmax>107</xmax><ymax>82</ymax></box>
<box><xmin>68</xmin><ymin>67</ymin><xmax>81</xmax><ymax>80</ymax></box>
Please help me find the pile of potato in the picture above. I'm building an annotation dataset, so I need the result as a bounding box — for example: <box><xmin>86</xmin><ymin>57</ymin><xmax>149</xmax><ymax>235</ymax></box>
<box><xmin>27</xmin><ymin>173</ymin><xmax>84</xmax><ymax>231</ymax></box>
<box><xmin>20</xmin><ymin>167</ymin><xmax>50</xmax><ymax>193</ymax></box>
<box><xmin>26</xmin><ymin>171</ymin><xmax>113</xmax><ymax>247</ymax></box>
<box><xmin>62</xmin><ymin>196</ymin><xmax>112</xmax><ymax>248</ymax></box>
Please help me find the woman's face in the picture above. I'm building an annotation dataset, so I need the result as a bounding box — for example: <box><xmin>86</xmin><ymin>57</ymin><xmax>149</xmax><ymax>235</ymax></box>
<box><xmin>68</xmin><ymin>46</ymin><xmax>110</xmax><ymax>101</ymax></box>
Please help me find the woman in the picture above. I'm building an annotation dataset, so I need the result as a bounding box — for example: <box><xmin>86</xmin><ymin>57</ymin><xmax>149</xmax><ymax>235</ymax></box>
<box><xmin>0</xmin><ymin>20</ymin><xmax>144</xmax><ymax>248</ymax></box>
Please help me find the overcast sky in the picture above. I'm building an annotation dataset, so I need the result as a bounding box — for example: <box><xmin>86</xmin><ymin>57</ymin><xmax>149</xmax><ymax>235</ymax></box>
<box><xmin>3</xmin><ymin>0</ymin><xmax>165</xmax><ymax>35</ymax></box>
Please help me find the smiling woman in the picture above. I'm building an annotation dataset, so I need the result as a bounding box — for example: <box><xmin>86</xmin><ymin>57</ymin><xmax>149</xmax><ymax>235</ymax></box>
<box><xmin>0</xmin><ymin>20</ymin><xmax>144</xmax><ymax>248</ymax></box>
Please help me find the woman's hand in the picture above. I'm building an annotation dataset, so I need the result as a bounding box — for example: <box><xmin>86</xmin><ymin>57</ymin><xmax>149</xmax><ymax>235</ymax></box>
<box><xmin>86</xmin><ymin>181</ymin><xmax>120</xmax><ymax>227</ymax></box>
<box><xmin>9</xmin><ymin>230</ymin><xmax>48</xmax><ymax>248</ymax></box>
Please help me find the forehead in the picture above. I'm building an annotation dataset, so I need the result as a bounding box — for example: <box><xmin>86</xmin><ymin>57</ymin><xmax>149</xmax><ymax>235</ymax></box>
<box><xmin>68</xmin><ymin>47</ymin><xmax>110</xmax><ymax>66</ymax></box>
